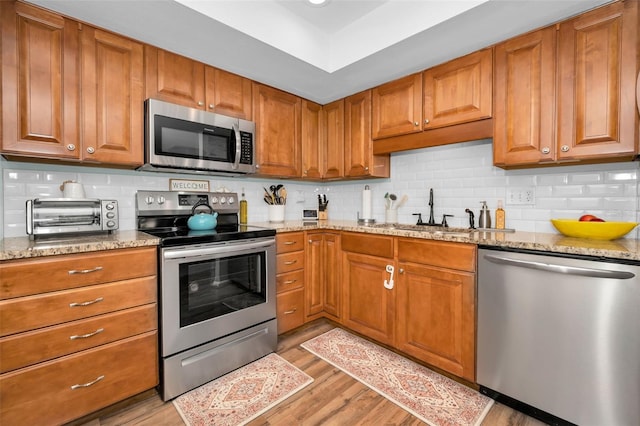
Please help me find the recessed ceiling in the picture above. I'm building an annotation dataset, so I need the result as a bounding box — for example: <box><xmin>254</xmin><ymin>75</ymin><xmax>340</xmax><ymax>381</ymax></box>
<box><xmin>28</xmin><ymin>0</ymin><xmax>611</xmax><ymax>104</ymax></box>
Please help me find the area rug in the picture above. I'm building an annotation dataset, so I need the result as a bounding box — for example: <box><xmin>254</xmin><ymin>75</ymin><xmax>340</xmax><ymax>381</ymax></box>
<box><xmin>301</xmin><ymin>328</ymin><xmax>493</xmax><ymax>426</ymax></box>
<box><xmin>173</xmin><ymin>353</ymin><xmax>313</xmax><ymax>426</ymax></box>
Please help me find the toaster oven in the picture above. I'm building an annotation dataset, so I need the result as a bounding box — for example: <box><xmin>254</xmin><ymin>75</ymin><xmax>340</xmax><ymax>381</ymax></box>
<box><xmin>26</xmin><ymin>198</ymin><xmax>119</xmax><ymax>238</ymax></box>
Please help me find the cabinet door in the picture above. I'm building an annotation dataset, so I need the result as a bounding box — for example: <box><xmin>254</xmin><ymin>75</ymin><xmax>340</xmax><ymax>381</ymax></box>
<box><xmin>204</xmin><ymin>67</ymin><xmax>252</xmax><ymax>120</ymax></box>
<box><xmin>81</xmin><ymin>27</ymin><xmax>144</xmax><ymax>165</ymax></box>
<box><xmin>305</xmin><ymin>233</ymin><xmax>324</xmax><ymax>317</ymax></box>
<box><xmin>1</xmin><ymin>2</ymin><xmax>80</xmax><ymax>158</ymax></box>
<box><xmin>396</xmin><ymin>262</ymin><xmax>475</xmax><ymax>381</ymax></box>
<box><xmin>322</xmin><ymin>233</ymin><xmax>341</xmax><ymax>319</ymax></box>
<box><xmin>145</xmin><ymin>46</ymin><xmax>205</xmax><ymax>109</ymax></box>
<box><xmin>342</xmin><ymin>252</ymin><xmax>394</xmax><ymax>345</ymax></box>
<box><xmin>344</xmin><ymin>90</ymin><xmax>390</xmax><ymax>178</ymax></box>
<box><xmin>372</xmin><ymin>73</ymin><xmax>423</xmax><ymax>139</ymax></box>
<box><xmin>253</xmin><ymin>83</ymin><xmax>301</xmax><ymax>177</ymax></box>
<box><xmin>301</xmin><ymin>100</ymin><xmax>323</xmax><ymax>180</ymax></box>
<box><xmin>423</xmin><ymin>48</ymin><xmax>492</xmax><ymax>129</ymax></box>
<box><xmin>323</xmin><ymin>99</ymin><xmax>345</xmax><ymax>179</ymax></box>
<box><xmin>493</xmin><ymin>27</ymin><xmax>557</xmax><ymax>166</ymax></box>
<box><xmin>557</xmin><ymin>0</ymin><xmax>638</xmax><ymax>160</ymax></box>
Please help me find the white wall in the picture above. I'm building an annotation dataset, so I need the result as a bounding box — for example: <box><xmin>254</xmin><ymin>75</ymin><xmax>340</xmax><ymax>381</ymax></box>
<box><xmin>2</xmin><ymin>139</ymin><xmax>639</xmax><ymax>239</ymax></box>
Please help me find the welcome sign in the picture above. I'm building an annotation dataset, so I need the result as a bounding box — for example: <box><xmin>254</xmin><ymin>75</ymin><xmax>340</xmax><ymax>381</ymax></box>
<box><xmin>169</xmin><ymin>179</ymin><xmax>210</xmax><ymax>192</ymax></box>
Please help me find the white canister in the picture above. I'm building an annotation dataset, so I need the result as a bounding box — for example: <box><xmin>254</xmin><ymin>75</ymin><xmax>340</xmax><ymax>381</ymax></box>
<box><xmin>268</xmin><ymin>205</ymin><xmax>285</xmax><ymax>222</ymax></box>
<box><xmin>61</xmin><ymin>181</ymin><xmax>86</xmax><ymax>198</ymax></box>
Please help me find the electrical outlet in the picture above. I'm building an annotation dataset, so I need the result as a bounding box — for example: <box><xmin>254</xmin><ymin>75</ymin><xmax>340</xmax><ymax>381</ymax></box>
<box><xmin>506</xmin><ymin>187</ymin><xmax>535</xmax><ymax>205</ymax></box>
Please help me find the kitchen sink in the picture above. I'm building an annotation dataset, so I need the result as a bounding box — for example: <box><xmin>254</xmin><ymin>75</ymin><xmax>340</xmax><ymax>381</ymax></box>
<box><xmin>367</xmin><ymin>223</ymin><xmax>473</xmax><ymax>236</ymax></box>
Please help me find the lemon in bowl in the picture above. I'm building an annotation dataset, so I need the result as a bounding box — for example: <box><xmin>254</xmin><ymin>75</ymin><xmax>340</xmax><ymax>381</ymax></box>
<box><xmin>550</xmin><ymin>219</ymin><xmax>638</xmax><ymax>240</ymax></box>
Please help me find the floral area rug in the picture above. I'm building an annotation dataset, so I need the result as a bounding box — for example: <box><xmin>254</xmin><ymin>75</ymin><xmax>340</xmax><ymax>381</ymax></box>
<box><xmin>301</xmin><ymin>328</ymin><xmax>493</xmax><ymax>426</ymax></box>
<box><xmin>173</xmin><ymin>353</ymin><xmax>313</xmax><ymax>426</ymax></box>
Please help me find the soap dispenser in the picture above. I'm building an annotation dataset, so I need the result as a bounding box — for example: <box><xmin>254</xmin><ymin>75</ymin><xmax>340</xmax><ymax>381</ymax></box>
<box><xmin>479</xmin><ymin>201</ymin><xmax>492</xmax><ymax>229</ymax></box>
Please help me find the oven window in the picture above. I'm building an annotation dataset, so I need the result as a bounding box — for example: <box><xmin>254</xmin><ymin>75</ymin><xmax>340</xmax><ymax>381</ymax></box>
<box><xmin>178</xmin><ymin>252</ymin><xmax>265</xmax><ymax>327</ymax></box>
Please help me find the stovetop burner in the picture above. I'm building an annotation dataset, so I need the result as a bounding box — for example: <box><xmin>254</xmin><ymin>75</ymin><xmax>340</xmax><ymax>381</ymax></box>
<box><xmin>136</xmin><ymin>190</ymin><xmax>275</xmax><ymax>246</ymax></box>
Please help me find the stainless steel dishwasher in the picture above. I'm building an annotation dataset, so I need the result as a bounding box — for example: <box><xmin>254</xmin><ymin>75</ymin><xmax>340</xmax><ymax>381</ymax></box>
<box><xmin>477</xmin><ymin>248</ymin><xmax>640</xmax><ymax>426</ymax></box>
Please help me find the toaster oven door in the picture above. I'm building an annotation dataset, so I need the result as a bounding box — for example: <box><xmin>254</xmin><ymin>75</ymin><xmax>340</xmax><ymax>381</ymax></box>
<box><xmin>27</xmin><ymin>199</ymin><xmax>104</xmax><ymax>236</ymax></box>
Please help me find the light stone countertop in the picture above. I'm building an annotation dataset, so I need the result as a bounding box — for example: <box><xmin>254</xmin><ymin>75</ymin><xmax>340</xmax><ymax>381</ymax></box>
<box><xmin>0</xmin><ymin>230</ymin><xmax>160</xmax><ymax>261</ymax></box>
<box><xmin>253</xmin><ymin>220</ymin><xmax>640</xmax><ymax>262</ymax></box>
<box><xmin>1</xmin><ymin>221</ymin><xmax>638</xmax><ymax>262</ymax></box>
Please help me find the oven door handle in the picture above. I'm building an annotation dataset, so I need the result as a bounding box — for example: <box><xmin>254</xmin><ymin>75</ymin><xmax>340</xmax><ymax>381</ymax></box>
<box><xmin>163</xmin><ymin>239</ymin><xmax>274</xmax><ymax>260</ymax></box>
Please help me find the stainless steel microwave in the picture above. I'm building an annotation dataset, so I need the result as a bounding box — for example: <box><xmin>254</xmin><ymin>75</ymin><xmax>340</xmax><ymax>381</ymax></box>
<box><xmin>26</xmin><ymin>198</ymin><xmax>119</xmax><ymax>238</ymax></box>
<box><xmin>139</xmin><ymin>99</ymin><xmax>256</xmax><ymax>176</ymax></box>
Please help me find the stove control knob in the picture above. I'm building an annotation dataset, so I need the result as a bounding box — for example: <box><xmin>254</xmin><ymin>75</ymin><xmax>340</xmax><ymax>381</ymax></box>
<box><xmin>210</xmin><ymin>197</ymin><xmax>218</xmax><ymax>204</ymax></box>
<box><xmin>219</xmin><ymin>197</ymin><xmax>227</xmax><ymax>204</ymax></box>
<box><xmin>227</xmin><ymin>197</ymin><xmax>235</xmax><ymax>204</ymax></box>
<box><xmin>157</xmin><ymin>196</ymin><xmax>165</xmax><ymax>205</ymax></box>
<box><xmin>145</xmin><ymin>196</ymin><xmax>154</xmax><ymax>205</ymax></box>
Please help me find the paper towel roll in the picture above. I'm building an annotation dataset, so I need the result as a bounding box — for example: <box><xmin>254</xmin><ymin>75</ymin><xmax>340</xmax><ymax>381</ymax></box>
<box><xmin>361</xmin><ymin>185</ymin><xmax>372</xmax><ymax>219</ymax></box>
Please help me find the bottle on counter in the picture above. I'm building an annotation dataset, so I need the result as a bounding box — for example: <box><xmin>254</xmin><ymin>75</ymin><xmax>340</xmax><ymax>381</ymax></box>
<box><xmin>479</xmin><ymin>201</ymin><xmax>491</xmax><ymax>229</ymax></box>
<box><xmin>495</xmin><ymin>200</ymin><xmax>505</xmax><ymax>229</ymax></box>
<box><xmin>240</xmin><ymin>188</ymin><xmax>248</xmax><ymax>224</ymax></box>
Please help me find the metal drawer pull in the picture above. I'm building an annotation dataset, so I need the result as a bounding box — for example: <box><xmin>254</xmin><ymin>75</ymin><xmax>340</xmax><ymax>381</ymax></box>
<box><xmin>283</xmin><ymin>279</ymin><xmax>297</xmax><ymax>284</ymax></box>
<box><xmin>284</xmin><ymin>260</ymin><xmax>297</xmax><ymax>265</ymax></box>
<box><xmin>70</xmin><ymin>328</ymin><xmax>104</xmax><ymax>340</ymax></box>
<box><xmin>284</xmin><ymin>309</ymin><xmax>297</xmax><ymax>314</ymax></box>
<box><xmin>68</xmin><ymin>266</ymin><xmax>103</xmax><ymax>275</ymax></box>
<box><xmin>69</xmin><ymin>297</ymin><xmax>104</xmax><ymax>307</ymax></box>
<box><xmin>70</xmin><ymin>375</ymin><xmax>104</xmax><ymax>390</ymax></box>
<box><xmin>284</xmin><ymin>241</ymin><xmax>297</xmax><ymax>245</ymax></box>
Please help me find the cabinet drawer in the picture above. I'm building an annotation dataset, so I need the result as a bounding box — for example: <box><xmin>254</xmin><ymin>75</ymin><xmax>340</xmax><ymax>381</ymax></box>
<box><xmin>341</xmin><ymin>232</ymin><xmax>394</xmax><ymax>258</ymax></box>
<box><xmin>0</xmin><ymin>304</ymin><xmax>156</xmax><ymax>373</ymax></box>
<box><xmin>0</xmin><ymin>247</ymin><xmax>157</xmax><ymax>299</ymax></box>
<box><xmin>0</xmin><ymin>331</ymin><xmax>158</xmax><ymax>426</ymax></box>
<box><xmin>0</xmin><ymin>276</ymin><xmax>157</xmax><ymax>337</ymax></box>
<box><xmin>276</xmin><ymin>232</ymin><xmax>305</xmax><ymax>254</ymax></box>
<box><xmin>277</xmin><ymin>269</ymin><xmax>304</xmax><ymax>293</ymax></box>
<box><xmin>277</xmin><ymin>289</ymin><xmax>304</xmax><ymax>334</ymax></box>
<box><xmin>397</xmin><ymin>238</ymin><xmax>476</xmax><ymax>272</ymax></box>
<box><xmin>276</xmin><ymin>251</ymin><xmax>304</xmax><ymax>274</ymax></box>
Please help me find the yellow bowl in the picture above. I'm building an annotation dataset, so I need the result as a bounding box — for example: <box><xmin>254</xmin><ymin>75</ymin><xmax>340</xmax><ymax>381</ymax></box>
<box><xmin>550</xmin><ymin>219</ymin><xmax>638</xmax><ymax>240</ymax></box>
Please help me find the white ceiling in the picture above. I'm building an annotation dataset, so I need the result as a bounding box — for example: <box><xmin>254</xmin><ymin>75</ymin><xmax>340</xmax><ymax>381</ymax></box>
<box><xmin>29</xmin><ymin>0</ymin><xmax>611</xmax><ymax>104</ymax></box>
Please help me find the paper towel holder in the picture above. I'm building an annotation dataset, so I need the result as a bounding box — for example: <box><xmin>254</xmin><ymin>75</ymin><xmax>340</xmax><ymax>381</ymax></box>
<box><xmin>357</xmin><ymin>212</ymin><xmax>376</xmax><ymax>224</ymax></box>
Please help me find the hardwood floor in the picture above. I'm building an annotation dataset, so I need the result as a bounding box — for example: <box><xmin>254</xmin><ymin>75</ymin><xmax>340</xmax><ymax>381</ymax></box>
<box><xmin>71</xmin><ymin>319</ymin><xmax>546</xmax><ymax>426</ymax></box>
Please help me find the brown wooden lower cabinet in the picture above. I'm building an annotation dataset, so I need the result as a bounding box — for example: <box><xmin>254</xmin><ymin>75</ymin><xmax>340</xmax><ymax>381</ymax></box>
<box><xmin>276</xmin><ymin>230</ymin><xmax>478</xmax><ymax>383</ymax></box>
<box><xmin>275</xmin><ymin>232</ymin><xmax>306</xmax><ymax>334</ymax></box>
<box><xmin>0</xmin><ymin>332</ymin><xmax>158</xmax><ymax>426</ymax></box>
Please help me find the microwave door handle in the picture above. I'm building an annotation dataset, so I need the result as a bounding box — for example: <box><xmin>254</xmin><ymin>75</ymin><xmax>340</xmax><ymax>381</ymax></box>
<box><xmin>26</xmin><ymin>199</ymin><xmax>33</xmax><ymax>235</ymax></box>
<box><xmin>232</xmin><ymin>122</ymin><xmax>241</xmax><ymax>170</ymax></box>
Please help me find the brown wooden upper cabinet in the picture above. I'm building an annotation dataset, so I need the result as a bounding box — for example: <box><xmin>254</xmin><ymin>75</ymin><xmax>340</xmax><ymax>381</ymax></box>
<box><xmin>253</xmin><ymin>83</ymin><xmax>302</xmax><ymax>177</ymax></box>
<box><xmin>1</xmin><ymin>1</ymin><xmax>144</xmax><ymax>166</ymax></box>
<box><xmin>372</xmin><ymin>73</ymin><xmax>423</xmax><ymax>139</ymax></box>
<box><xmin>344</xmin><ymin>90</ymin><xmax>390</xmax><ymax>178</ymax></box>
<box><xmin>301</xmin><ymin>99</ymin><xmax>345</xmax><ymax>180</ymax></box>
<box><xmin>1</xmin><ymin>2</ymin><xmax>81</xmax><ymax>159</ymax></box>
<box><xmin>423</xmin><ymin>48</ymin><xmax>493</xmax><ymax>130</ymax></box>
<box><xmin>494</xmin><ymin>0</ymin><xmax>638</xmax><ymax>167</ymax></box>
<box><xmin>145</xmin><ymin>47</ymin><xmax>252</xmax><ymax>120</ymax></box>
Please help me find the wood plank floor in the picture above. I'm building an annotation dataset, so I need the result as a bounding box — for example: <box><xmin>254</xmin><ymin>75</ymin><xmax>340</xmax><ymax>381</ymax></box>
<box><xmin>71</xmin><ymin>319</ymin><xmax>547</xmax><ymax>426</ymax></box>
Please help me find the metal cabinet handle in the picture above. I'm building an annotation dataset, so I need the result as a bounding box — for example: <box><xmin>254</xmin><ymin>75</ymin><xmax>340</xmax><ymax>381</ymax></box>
<box><xmin>283</xmin><ymin>279</ymin><xmax>297</xmax><ymax>284</ymax></box>
<box><xmin>71</xmin><ymin>375</ymin><xmax>104</xmax><ymax>390</ymax></box>
<box><xmin>561</xmin><ymin>145</ymin><xmax>570</xmax><ymax>152</ymax></box>
<box><xmin>284</xmin><ymin>260</ymin><xmax>297</xmax><ymax>265</ymax></box>
<box><xmin>284</xmin><ymin>241</ymin><xmax>297</xmax><ymax>245</ymax></box>
<box><xmin>86</xmin><ymin>147</ymin><xmax>95</xmax><ymax>154</ymax></box>
<box><xmin>284</xmin><ymin>309</ymin><xmax>297</xmax><ymax>314</ymax></box>
<box><xmin>364</xmin><ymin>166</ymin><xmax>369</xmax><ymax>171</ymax></box>
<box><xmin>69</xmin><ymin>297</ymin><xmax>104</xmax><ymax>308</ymax></box>
<box><xmin>70</xmin><ymin>328</ymin><xmax>104</xmax><ymax>340</ymax></box>
<box><xmin>66</xmin><ymin>144</ymin><xmax>76</xmax><ymax>151</ymax></box>
<box><xmin>414</xmin><ymin>121</ymin><xmax>419</xmax><ymax>126</ymax></box>
<box><xmin>424</xmin><ymin>119</ymin><xmax>430</xmax><ymax>124</ymax></box>
<box><xmin>399</xmin><ymin>268</ymin><xmax>404</xmax><ymax>274</ymax></box>
<box><xmin>68</xmin><ymin>266</ymin><xmax>103</xmax><ymax>275</ymax></box>
<box><xmin>541</xmin><ymin>147</ymin><xmax>550</xmax><ymax>154</ymax></box>
<box><xmin>209</xmin><ymin>104</ymin><xmax>214</xmax><ymax>109</ymax></box>
<box><xmin>197</xmin><ymin>101</ymin><xmax>204</xmax><ymax>106</ymax></box>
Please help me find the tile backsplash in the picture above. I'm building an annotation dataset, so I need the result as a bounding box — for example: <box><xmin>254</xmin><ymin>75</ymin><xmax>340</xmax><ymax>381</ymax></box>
<box><xmin>2</xmin><ymin>138</ymin><xmax>639</xmax><ymax>239</ymax></box>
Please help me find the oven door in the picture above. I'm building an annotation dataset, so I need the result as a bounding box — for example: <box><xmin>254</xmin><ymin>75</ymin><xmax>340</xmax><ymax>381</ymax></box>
<box><xmin>160</xmin><ymin>237</ymin><xmax>276</xmax><ymax>356</ymax></box>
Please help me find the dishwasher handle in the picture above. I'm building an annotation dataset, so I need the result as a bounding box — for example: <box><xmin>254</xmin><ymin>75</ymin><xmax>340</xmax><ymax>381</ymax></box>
<box><xmin>484</xmin><ymin>254</ymin><xmax>636</xmax><ymax>280</ymax></box>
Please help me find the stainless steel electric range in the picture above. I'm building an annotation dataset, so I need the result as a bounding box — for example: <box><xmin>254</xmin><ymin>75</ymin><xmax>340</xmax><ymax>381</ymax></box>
<box><xmin>136</xmin><ymin>190</ymin><xmax>277</xmax><ymax>401</ymax></box>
